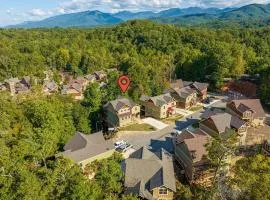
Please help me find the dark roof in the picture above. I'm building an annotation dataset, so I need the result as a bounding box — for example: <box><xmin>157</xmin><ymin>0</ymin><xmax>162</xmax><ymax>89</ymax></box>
<box><xmin>140</xmin><ymin>93</ymin><xmax>174</xmax><ymax>107</ymax></box>
<box><xmin>58</xmin><ymin>132</ymin><xmax>114</xmax><ymax>163</ymax></box>
<box><xmin>230</xmin><ymin>99</ymin><xmax>265</xmax><ymax>118</ymax></box>
<box><xmin>104</xmin><ymin>97</ymin><xmax>137</xmax><ymax>112</ymax></box>
<box><xmin>201</xmin><ymin>108</ymin><xmax>224</xmax><ymax>120</ymax></box>
<box><xmin>123</xmin><ymin>147</ymin><xmax>176</xmax><ymax>199</ymax></box>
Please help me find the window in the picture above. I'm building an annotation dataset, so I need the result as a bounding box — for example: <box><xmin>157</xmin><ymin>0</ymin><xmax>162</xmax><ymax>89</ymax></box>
<box><xmin>159</xmin><ymin>187</ymin><xmax>168</xmax><ymax>195</ymax></box>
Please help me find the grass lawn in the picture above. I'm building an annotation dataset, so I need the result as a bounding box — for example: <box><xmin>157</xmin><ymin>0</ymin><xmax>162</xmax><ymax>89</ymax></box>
<box><xmin>189</xmin><ymin>105</ymin><xmax>204</xmax><ymax>112</ymax></box>
<box><xmin>162</xmin><ymin>114</ymin><xmax>184</xmax><ymax>124</ymax></box>
<box><xmin>120</xmin><ymin>123</ymin><xmax>156</xmax><ymax>131</ymax></box>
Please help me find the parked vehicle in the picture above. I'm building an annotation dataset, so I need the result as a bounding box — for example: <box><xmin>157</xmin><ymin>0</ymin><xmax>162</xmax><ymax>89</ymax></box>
<box><xmin>114</xmin><ymin>140</ymin><xmax>126</xmax><ymax>149</ymax></box>
<box><xmin>116</xmin><ymin>143</ymin><xmax>133</xmax><ymax>153</ymax></box>
<box><xmin>171</xmin><ymin>130</ymin><xmax>182</xmax><ymax>136</ymax></box>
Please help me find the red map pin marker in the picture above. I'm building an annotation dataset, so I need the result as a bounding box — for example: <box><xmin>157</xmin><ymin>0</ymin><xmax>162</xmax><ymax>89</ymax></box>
<box><xmin>118</xmin><ymin>75</ymin><xmax>131</xmax><ymax>93</ymax></box>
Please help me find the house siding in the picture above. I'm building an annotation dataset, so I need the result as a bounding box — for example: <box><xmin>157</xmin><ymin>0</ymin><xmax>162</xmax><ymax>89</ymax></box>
<box><xmin>141</xmin><ymin>101</ymin><xmax>176</xmax><ymax>119</ymax></box>
<box><xmin>152</xmin><ymin>187</ymin><xmax>174</xmax><ymax>200</ymax></box>
<box><xmin>226</xmin><ymin>106</ymin><xmax>265</xmax><ymax>127</ymax></box>
<box><xmin>104</xmin><ymin>102</ymin><xmax>140</xmax><ymax>128</ymax></box>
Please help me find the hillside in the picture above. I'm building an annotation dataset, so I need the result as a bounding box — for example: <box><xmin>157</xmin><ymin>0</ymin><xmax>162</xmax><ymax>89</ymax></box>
<box><xmin>8</xmin><ymin>10</ymin><xmax>123</xmax><ymax>28</ymax></box>
<box><xmin>7</xmin><ymin>6</ymin><xmax>231</xmax><ymax>28</ymax></box>
<box><xmin>156</xmin><ymin>3</ymin><xmax>270</xmax><ymax>27</ymax></box>
<box><xmin>7</xmin><ymin>3</ymin><xmax>270</xmax><ymax>28</ymax></box>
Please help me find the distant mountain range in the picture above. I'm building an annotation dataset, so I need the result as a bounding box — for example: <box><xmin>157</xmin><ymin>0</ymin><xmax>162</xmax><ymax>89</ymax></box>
<box><xmin>6</xmin><ymin>3</ymin><xmax>270</xmax><ymax>28</ymax></box>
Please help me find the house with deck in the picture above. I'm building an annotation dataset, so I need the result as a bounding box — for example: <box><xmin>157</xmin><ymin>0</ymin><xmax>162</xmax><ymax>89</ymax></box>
<box><xmin>200</xmin><ymin>111</ymin><xmax>248</xmax><ymax>145</ymax></box>
<box><xmin>226</xmin><ymin>99</ymin><xmax>265</xmax><ymax>127</ymax></box>
<box><xmin>103</xmin><ymin>97</ymin><xmax>140</xmax><ymax>128</ymax></box>
<box><xmin>174</xmin><ymin>129</ymin><xmax>214</xmax><ymax>187</ymax></box>
<box><xmin>140</xmin><ymin>93</ymin><xmax>176</xmax><ymax>119</ymax></box>
<box><xmin>122</xmin><ymin>147</ymin><xmax>176</xmax><ymax>200</ymax></box>
<box><xmin>57</xmin><ymin>132</ymin><xmax>115</xmax><ymax>168</ymax></box>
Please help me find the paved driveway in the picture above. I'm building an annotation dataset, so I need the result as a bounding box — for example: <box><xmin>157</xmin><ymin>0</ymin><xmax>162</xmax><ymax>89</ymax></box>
<box><xmin>142</xmin><ymin>117</ymin><xmax>168</xmax><ymax>130</ymax></box>
<box><xmin>116</xmin><ymin>99</ymin><xmax>226</xmax><ymax>152</ymax></box>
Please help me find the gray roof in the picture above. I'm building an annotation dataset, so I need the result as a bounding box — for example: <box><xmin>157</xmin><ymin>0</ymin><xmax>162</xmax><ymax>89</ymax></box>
<box><xmin>104</xmin><ymin>97</ymin><xmax>137</xmax><ymax>112</ymax></box>
<box><xmin>44</xmin><ymin>81</ymin><xmax>57</xmax><ymax>91</ymax></box>
<box><xmin>94</xmin><ymin>70</ymin><xmax>107</xmax><ymax>78</ymax></box>
<box><xmin>192</xmin><ymin>81</ymin><xmax>209</xmax><ymax>91</ymax></box>
<box><xmin>183</xmin><ymin>81</ymin><xmax>193</xmax><ymax>87</ymax></box>
<box><xmin>85</xmin><ymin>74</ymin><xmax>96</xmax><ymax>81</ymax></box>
<box><xmin>173</xmin><ymin>86</ymin><xmax>195</xmax><ymax>99</ymax></box>
<box><xmin>58</xmin><ymin>132</ymin><xmax>114</xmax><ymax>163</ymax></box>
<box><xmin>140</xmin><ymin>93</ymin><xmax>174</xmax><ymax>107</ymax></box>
<box><xmin>201</xmin><ymin>108</ymin><xmax>224</xmax><ymax>119</ymax></box>
<box><xmin>123</xmin><ymin>147</ymin><xmax>176</xmax><ymax>199</ymax></box>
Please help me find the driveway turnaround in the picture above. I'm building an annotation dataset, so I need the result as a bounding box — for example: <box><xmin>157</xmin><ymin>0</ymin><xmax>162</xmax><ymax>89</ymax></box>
<box><xmin>142</xmin><ymin>117</ymin><xmax>168</xmax><ymax>130</ymax></box>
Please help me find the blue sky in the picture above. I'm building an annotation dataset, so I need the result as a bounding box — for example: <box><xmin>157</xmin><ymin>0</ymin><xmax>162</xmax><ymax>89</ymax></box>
<box><xmin>1</xmin><ymin>0</ymin><xmax>270</xmax><ymax>26</ymax></box>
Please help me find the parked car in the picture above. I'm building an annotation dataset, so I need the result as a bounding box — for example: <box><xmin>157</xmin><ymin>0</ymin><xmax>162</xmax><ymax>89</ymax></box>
<box><xmin>116</xmin><ymin>143</ymin><xmax>133</xmax><ymax>153</ymax></box>
<box><xmin>171</xmin><ymin>130</ymin><xmax>182</xmax><ymax>136</ymax></box>
<box><xmin>114</xmin><ymin>140</ymin><xmax>126</xmax><ymax>149</ymax></box>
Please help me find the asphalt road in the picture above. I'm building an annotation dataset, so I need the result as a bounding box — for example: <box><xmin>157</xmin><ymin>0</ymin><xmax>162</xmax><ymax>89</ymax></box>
<box><xmin>118</xmin><ymin>99</ymin><xmax>226</xmax><ymax>152</ymax></box>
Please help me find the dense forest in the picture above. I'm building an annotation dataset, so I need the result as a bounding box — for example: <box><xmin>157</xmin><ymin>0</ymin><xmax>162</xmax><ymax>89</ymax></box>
<box><xmin>1</xmin><ymin>20</ymin><xmax>270</xmax><ymax>199</ymax></box>
<box><xmin>0</xmin><ymin>20</ymin><xmax>270</xmax><ymax>104</ymax></box>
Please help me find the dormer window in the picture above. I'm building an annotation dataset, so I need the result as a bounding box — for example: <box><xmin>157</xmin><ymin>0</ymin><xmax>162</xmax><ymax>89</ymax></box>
<box><xmin>159</xmin><ymin>187</ymin><xmax>168</xmax><ymax>195</ymax></box>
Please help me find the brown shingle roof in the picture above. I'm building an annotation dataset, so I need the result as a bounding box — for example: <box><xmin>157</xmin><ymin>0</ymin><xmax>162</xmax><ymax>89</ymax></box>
<box><xmin>203</xmin><ymin>112</ymin><xmax>246</xmax><ymax>133</ymax></box>
<box><xmin>231</xmin><ymin>99</ymin><xmax>265</xmax><ymax>118</ymax></box>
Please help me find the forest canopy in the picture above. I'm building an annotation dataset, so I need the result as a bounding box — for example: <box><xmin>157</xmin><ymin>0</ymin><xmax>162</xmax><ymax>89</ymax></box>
<box><xmin>0</xmin><ymin>20</ymin><xmax>270</xmax><ymax>103</ymax></box>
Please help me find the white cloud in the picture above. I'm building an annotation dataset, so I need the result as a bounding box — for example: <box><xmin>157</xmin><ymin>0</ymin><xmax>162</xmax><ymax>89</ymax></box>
<box><xmin>56</xmin><ymin>0</ymin><xmax>270</xmax><ymax>13</ymax></box>
<box><xmin>28</xmin><ymin>9</ymin><xmax>48</xmax><ymax>17</ymax></box>
<box><xmin>6</xmin><ymin>8</ymin><xmax>14</xmax><ymax>15</ymax></box>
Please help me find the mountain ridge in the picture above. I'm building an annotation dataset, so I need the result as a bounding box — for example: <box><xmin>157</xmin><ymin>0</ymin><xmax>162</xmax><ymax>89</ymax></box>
<box><xmin>6</xmin><ymin>3</ymin><xmax>270</xmax><ymax>28</ymax></box>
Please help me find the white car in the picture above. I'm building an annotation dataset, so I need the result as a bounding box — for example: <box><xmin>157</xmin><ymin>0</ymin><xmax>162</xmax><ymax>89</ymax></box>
<box><xmin>116</xmin><ymin>143</ymin><xmax>133</xmax><ymax>153</ymax></box>
<box><xmin>171</xmin><ymin>130</ymin><xmax>182</xmax><ymax>136</ymax></box>
<box><xmin>114</xmin><ymin>140</ymin><xmax>126</xmax><ymax>149</ymax></box>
